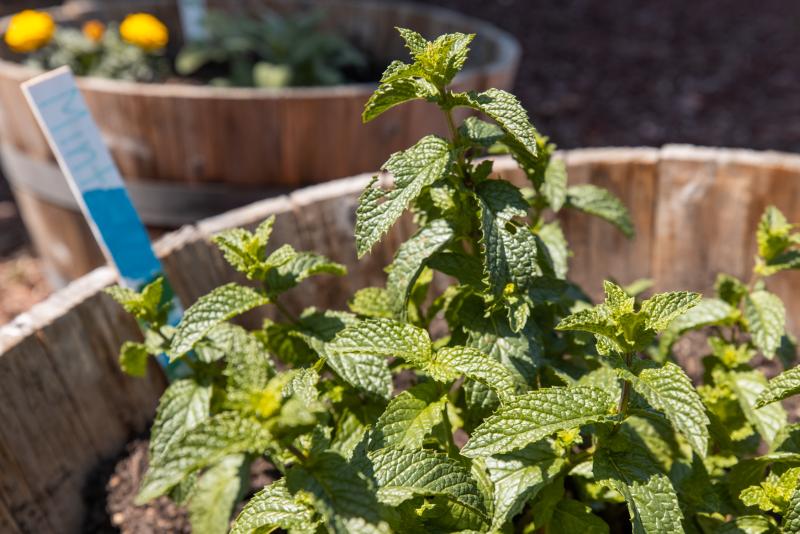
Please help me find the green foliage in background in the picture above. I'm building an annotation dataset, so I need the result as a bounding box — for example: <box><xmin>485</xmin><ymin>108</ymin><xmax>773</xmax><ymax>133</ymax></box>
<box><xmin>109</xmin><ymin>27</ymin><xmax>800</xmax><ymax>533</ymax></box>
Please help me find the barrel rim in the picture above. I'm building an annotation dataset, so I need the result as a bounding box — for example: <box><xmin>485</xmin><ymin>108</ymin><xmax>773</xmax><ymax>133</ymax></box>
<box><xmin>0</xmin><ymin>0</ymin><xmax>521</xmax><ymax>100</ymax></box>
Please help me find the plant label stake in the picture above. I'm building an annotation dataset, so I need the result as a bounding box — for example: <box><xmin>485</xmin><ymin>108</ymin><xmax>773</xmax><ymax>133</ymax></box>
<box><xmin>178</xmin><ymin>0</ymin><xmax>208</xmax><ymax>42</ymax></box>
<box><xmin>22</xmin><ymin>66</ymin><xmax>183</xmax><ymax>376</ymax></box>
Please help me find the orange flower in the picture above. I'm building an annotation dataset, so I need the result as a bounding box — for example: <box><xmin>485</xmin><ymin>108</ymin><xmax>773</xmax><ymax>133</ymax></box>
<box><xmin>82</xmin><ymin>19</ymin><xmax>105</xmax><ymax>42</ymax></box>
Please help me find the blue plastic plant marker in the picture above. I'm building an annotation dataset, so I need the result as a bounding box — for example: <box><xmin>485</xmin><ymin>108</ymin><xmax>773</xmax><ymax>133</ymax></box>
<box><xmin>22</xmin><ymin>66</ymin><xmax>184</xmax><ymax>377</ymax></box>
<box><xmin>178</xmin><ymin>0</ymin><xmax>208</xmax><ymax>42</ymax></box>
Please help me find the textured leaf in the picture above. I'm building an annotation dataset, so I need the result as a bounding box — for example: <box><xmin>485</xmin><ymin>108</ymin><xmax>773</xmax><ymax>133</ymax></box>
<box><xmin>728</xmin><ymin>370</ymin><xmax>787</xmax><ymax>445</ymax></box>
<box><xmin>138</xmin><ymin>413</ymin><xmax>271</xmax><ymax>503</ymax></box>
<box><xmin>212</xmin><ymin>217</ymin><xmax>274</xmax><ymax>280</ymax></box>
<box><xmin>756</xmin><ymin>366</ymin><xmax>800</xmax><ymax>408</ymax></box>
<box><xmin>475</xmin><ymin>179</ymin><xmax>539</xmax><ymax>296</ymax></box>
<box><xmin>640</xmin><ymin>291</ymin><xmax>702</xmax><ymax>331</ymax></box>
<box><xmin>548</xmin><ymin>499</ymin><xmax>610</xmax><ymax>534</ymax></box>
<box><xmin>621</xmin><ymin>362</ymin><xmax>710</xmax><ymax>456</ymax></box>
<box><xmin>462</xmin><ymin>386</ymin><xmax>615</xmax><ymax>457</ymax></box>
<box><xmin>369</xmin><ymin>447</ymin><xmax>488</xmax><ymax>531</ymax></box>
<box><xmin>396</xmin><ymin>28</ymin><xmax>427</xmax><ymax>55</ymax></box>
<box><xmin>411</xmin><ymin>31</ymin><xmax>474</xmax><ymax>86</ymax></box>
<box><xmin>265</xmin><ymin>252</ymin><xmax>345</xmax><ymax>296</ymax></box>
<box><xmin>745</xmin><ymin>290</ymin><xmax>786</xmax><ymax>358</ymax></box>
<box><xmin>355</xmin><ymin>136</ymin><xmax>452</xmax><ymax>257</ymax></box>
<box><xmin>466</xmin><ymin>314</ymin><xmax>542</xmax><ymax>384</ymax></box>
<box><xmin>556</xmin><ymin>305</ymin><xmax>617</xmax><ymax>340</ymax></box>
<box><xmin>566</xmin><ymin>184</ymin><xmax>634</xmax><ymax>237</ymax></box>
<box><xmin>106</xmin><ymin>277</ymin><xmax>165</xmax><ymax>322</ymax></box>
<box><xmin>785</xmin><ymin>478</ymin><xmax>800</xmax><ymax>533</ymax></box>
<box><xmin>230</xmin><ymin>479</ymin><xmax>316</xmax><ymax>534</ymax></box>
<box><xmin>363</xmin><ymin>76</ymin><xmax>437</xmax><ymax>122</ymax></box>
<box><xmin>169</xmin><ymin>283</ymin><xmax>269</xmax><ymax>358</ymax></box>
<box><xmin>541</xmin><ymin>157</ymin><xmax>568</xmax><ymax>212</ymax></box>
<box><xmin>427</xmin><ymin>251</ymin><xmax>486</xmax><ymax>289</ymax></box>
<box><xmin>459</xmin><ymin>116</ymin><xmax>504</xmax><ymax>147</ymax></box>
<box><xmin>220</xmin><ymin>324</ymin><xmax>272</xmax><ymax>392</ymax></box>
<box><xmin>286</xmin><ymin>450</ymin><xmax>386</xmax><ymax>533</ymax></box>
<box><xmin>593</xmin><ymin>444</ymin><xmax>684</xmax><ymax>534</ymax></box>
<box><xmin>188</xmin><ymin>454</ymin><xmax>248</xmax><ymax>534</ymax></box>
<box><xmin>370</xmin><ymin>382</ymin><xmax>446</xmax><ymax>450</ymax></box>
<box><xmin>604</xmin><ymin>280</ymin><xmax>635</xmax><ymax>315</ymax></box>
<box><xmin>756</xmin><ymin>205</ymin><xmax>793</xmax><ymax>262</ymax></box>
<box><xmin>429</xmin><ymin>346</ymin><xmax>521</xmax><ymax>401</ymax></box>
<box><xmin>322</xmin><ymin>319</ymin><xmax>429</xmax><ymax>398</ymax></box>
<box><xmin>386</xmin><ymin>219</ymin><xmax>453</xmax><ymax>317</ymax></box>
<box><xmin>148</xmin><ymin>379</ymin><xmax>212</xmax><ymax>465</ymax></box>
<box><xmin>452</xmin><ymin>88</ymin><xmax>538</xmax><ymax>163</ymax></box>
<box><xmin>485</xmin><ymin>440</ymin><xmax>567</xmax><ymax>530</ymax></box>
<box><xmin>538</xmin><ymin>222</ymin><xmax>569</xmax><ymax>279</ymax></box>
<box><xmin>119</xmin><ymin>341</ymin><xmax>149</xmax><ymax>377</ymax></box>
<box><xmin>348</xmin><ymin>287</ymin><xmax>394</xmax><ymax>318</ymax></box>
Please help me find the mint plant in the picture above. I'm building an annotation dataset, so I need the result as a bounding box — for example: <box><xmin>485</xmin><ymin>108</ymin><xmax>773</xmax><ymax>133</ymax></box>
<box><xmin>109</xmin><ymin>27</ymin><xmax>800</xmax><ymax>533</ymax></box>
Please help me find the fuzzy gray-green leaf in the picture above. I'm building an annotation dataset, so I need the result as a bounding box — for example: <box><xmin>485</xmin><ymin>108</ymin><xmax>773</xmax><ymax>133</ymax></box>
<box><xmin>355</xmin><ymin>135</ymin><xmax>452</xmax><ymax>257</ymax></box>
<box><xmin>461</xmin><ymin>386</ymin><xmax>615</xmax><ymax>457</ymax></box>
<box><xmin>169</xmin><ymin>283</ymin><xmax>269</xmax><ymax>358</ymax></box>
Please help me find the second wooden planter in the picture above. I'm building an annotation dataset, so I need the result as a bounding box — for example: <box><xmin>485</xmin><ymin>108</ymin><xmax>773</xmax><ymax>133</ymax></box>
<box><xmin>0</xmin><ymin>0</ymin><xmax>520</xmax><ymax>284</ymax></box>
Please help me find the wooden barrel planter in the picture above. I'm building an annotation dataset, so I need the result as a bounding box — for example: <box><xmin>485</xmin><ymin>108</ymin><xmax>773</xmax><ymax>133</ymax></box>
<box><xmin>0</xmin><ymin>0</ymin><xmax>520</xmax><ymax>285</ymax></box>
<box><xmin>3</xmin><ymin>146</ymin><xmax>800</xmax><ymax>532</ymax></box>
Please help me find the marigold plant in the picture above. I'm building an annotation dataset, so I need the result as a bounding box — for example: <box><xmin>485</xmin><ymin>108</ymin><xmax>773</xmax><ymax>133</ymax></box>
<box><xmin>4</xmin><ymin>9</ymin><xmax>55</xmax><ymax>53</ymax></box>
<box><xmin>119</xmin><ymin>13</ymin><xmax>168</xmax><ymax>52</ymax></box>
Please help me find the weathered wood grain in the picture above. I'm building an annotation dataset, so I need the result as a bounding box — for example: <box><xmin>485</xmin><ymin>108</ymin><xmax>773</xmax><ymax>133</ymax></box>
<box><xmin>0</xmin><ymin>0</ymin><xmax>520</xmax><ymax>286</ymax></box>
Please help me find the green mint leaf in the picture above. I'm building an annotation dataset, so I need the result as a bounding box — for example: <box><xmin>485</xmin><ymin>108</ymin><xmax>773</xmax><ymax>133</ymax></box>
<box><xmin>640</xmin><ymin>290</ymin><xmax>701</xmax><ymax>331</ymax></box>
<box><xmin>409</xmin><ymin>31</ymin><xmax>474</xmax><ymax>87</ymax></box>
<box><xmin>549</xmin><ymin>499</ymin><xmax>610</xmax><ymax>534</ymax></box>
<box><xmin>348</xmin><ymin>287</ymin><xmax>394</xmax><ymax>318</ymax></box>
<box><xmin>715</xmin><ymin>273</ymin><xmax>748</xmax><ymax>305</ymax></box>
<box><xmin>106</xmin><ymin>276</ymin><xmax>165</xmax><ymax>322</ymax></box>
<box><xmin>219</xmin><ymin>324</ymin><xmax>273</xmax><ymax>392</ymax></box>
<box><xmin>475</xmin><ymin>179</ymin><xmax>539</xmax><ymax>296</ymax></box>
<box><xmin>556</xmin><ymin>306</ymin><xmax>617</xmax><ymax>343</ymax></box>
<box><xmin>429</xmin><ymin>346</ymin><xmax>522</xmax><ymax>401</ymax></box>
<box><xmin>485</xmin><ymin>441</ymin><xmax>568</xmax><ymax>530</ymax></box>
<box><xmin>187</xmin><ymin>454</ymin><xmax>248</xmax><ymax>534</ymax></box>
<box><xmin>386</xmin><ymin>219</ymin><xmax>453</xmax><ymax>318</ymax></box>
<box><xmin>119</xmin><ymin>341</ymin><xmax>149</xmax><ymax>377</ymax></box>
<box><xmin>593</xmin><ymin>444</ymin><xmax>684</xmax><ymax>534</ymax></box>
<box><xmin>755</xmin><ymin>366</ymin><xmax>800</xmax><ymax>408</ymax></box>
<box><xmin>461</xmin><ymin>386</ymin><xmax>615</xmax><ymax>457</ymax></box>
<box><xmin>169</xmin><ymin>283</ymin><xmax>269</xmax><ymax>358</ymax></box>
<box><xmin>370</xmin><ymin>382</ymin><xmax>446</xmax><ymax>450</ymax></box>
<box><xmin>566</xmin><ymin>184</ymin><xmax>634</xmax><ymax>238</ymax></box>
<box><xmin>541</xmin><ymin>157</ymin><xmax>568</xmax><ymax>212</ymax></box>
<box><xmin>537</xmin><ymin>222</ymin><xmax>569</xmax><ymax>279</ymax></box>
<box><xmin>427</xmin><ymin>251</ymin><xmax>486</xmax><ymax>289</ymax></box>
<box><xmin>362</xmin><ymin>76</ymin><xmax>437</xmax><ymax>123</ymax></box>
<box><xmin>458</xmin><ymin>116</ymin><xmax>504</xmax><ymax>147</ymax></box>
<box><xmin>451</xmin><ymin>88</ymin><xmax>538</xmax><ymax>163</ymax></box>
<box><xmin>138</xmin><ymin>412</ymin><xmax>271</xmax><ymax>503</ymax></box>
<box><xmin>355</xmin><ymin>135</ymin><xmax>452</xmax><ymax>257</ymax></box>
<box><xmin>785</xmin><ymin>479</ymin><xmax>800</xmax><ymax>533</ymax></box>
<box><xmin>396</xmin><ymin>27</ymin><xmax>427</xmax><ymax>55</ymax></box>
<box><xmin>148</xmin><ymin>378</ymin><xmax>212</xmax><ymax>466</ymax></box>
<box><xmin>728</xmin><ymin>370</ymin><xmax>788</xmax><ymax>445</ymax></box>
<box><xmin>757</xmin><ymin>205</ymin><xmax>793</xmax><ymax>262</ymax></box>
<box><xmin>620</xmin><ymin>362</ymin><xmax>710</xmax><ymax>456</ymax></box>
<box><xmin>369</xmin><ymin>447</ymin><xmax>488</xmax><ymax>531</ymax></box>
<box><xmin>466</xmin><ymin>314</ymin><xmax>543</xmax><ymax>384</ymax></box>
<box><xmin>604</xmin><ymin>280</ymin><xmax>635</xmax><ymax>316</ymax></box>
<box><xmin>230</xmin><ymin>479</ymin><xmax>317</xmax><ymax>534</ymax></box>
<box><xmin>322</xmin><ymin>318</ymin><xmax>429</xmax><ymax>398</ymax></box>
<box><xmin>265</xmin><ymin>252</ymin><xmax>346</xmax><ymax>297</ymax></box>
<box><xmin>744</xmin><ymin>290</ymin><xmax>786</xmax><ymax>358</ymax></box>
<box><xmin>286</xmin><ymin>450</ymin><xmax>387</xmax><ymax>534</ymax></box>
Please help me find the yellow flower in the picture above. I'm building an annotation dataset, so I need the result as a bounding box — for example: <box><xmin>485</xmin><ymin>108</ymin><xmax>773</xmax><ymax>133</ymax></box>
<box><xmin>4</xmin><ymin>10</ymin><xmax>55</xmax><ymax>53</ymax></box>
<box><xmin>82</xmin><ymin>19</ymin><xmax>105</xmax><ymax>43</ymax></box>
<box><xmin>120</xmin><ymin>13</ymin><xmax>168</xmax><ymax>52</ymax></box>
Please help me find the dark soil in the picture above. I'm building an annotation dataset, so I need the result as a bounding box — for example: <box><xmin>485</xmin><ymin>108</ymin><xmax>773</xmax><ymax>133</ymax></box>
<box><xmin>82</xmin><ymin>438</ymin><xmax>279</xmax><ymax>534</ymax></box>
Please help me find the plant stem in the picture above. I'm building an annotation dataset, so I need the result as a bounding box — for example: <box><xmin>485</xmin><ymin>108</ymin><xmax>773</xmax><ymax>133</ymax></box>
<box><xmin>617</xmin><ymin>352</ymin><xmax>634</xmax><ymax>419</ymax></box>
<box><xmin>287</xmin><ymin>443</ymin><xmax>308</xmax><ymax>464</ymax></box>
